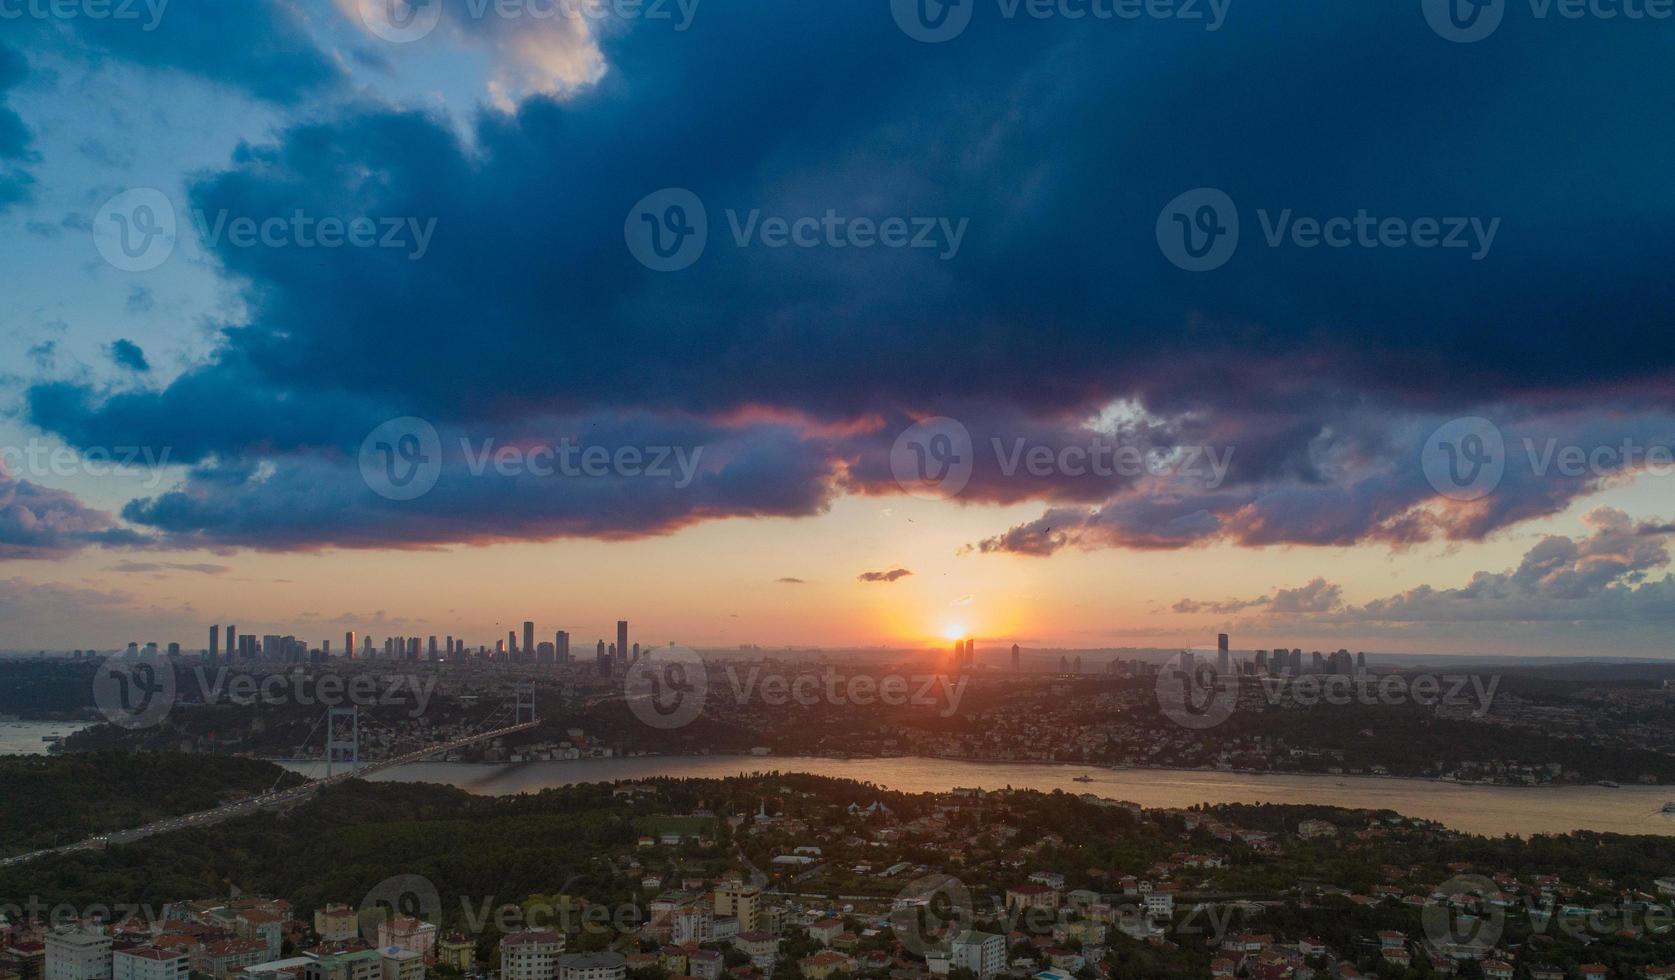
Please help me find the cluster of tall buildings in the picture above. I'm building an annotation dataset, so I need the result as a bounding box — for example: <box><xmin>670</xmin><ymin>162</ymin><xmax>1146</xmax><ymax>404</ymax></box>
<box><xmin>947</xmin><ymin>639</ymin><xmax>1026</xmax><ymax>671</ymax></box>
<box><xmin>191</xmin><ymin>619</ymin><xmax>633</xmax><ymax>668</ymax></box>
<box><xmin>1184</xmin><ymin>634</ymin><xmax>1369</xmax><ymax>678</ymax></box>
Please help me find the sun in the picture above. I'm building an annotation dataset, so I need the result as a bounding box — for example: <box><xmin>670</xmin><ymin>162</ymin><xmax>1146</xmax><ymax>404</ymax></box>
<box><xmin>941</xmin><ymin>624</ymin><xmax>966</xmax><ymax>641</ymax></box>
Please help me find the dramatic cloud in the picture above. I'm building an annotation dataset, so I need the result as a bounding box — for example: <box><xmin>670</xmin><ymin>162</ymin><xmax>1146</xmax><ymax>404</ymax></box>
<box><xmin>1176</xmin><ymin>578</ymin><xmax>1343</xmax><ymax>616</ymax></box>
<box><xmin>1176</xmin><ymin>510</ymin><xmax>1675</xmax><ymax>628</ymax></box>
<box><xmin>0</xmin><ymin>459</ymin><xmax>145</xmax><ymax>560</ymax></box>
<box><xmin>21</xmin><ymin>0</ymin><xmax>1675</xmax><ymax>556</ymax></box>
<box><xmin>108</xmin><ymin>339</ymin><xmax>150</xmax><ymax>373</ymax></box>
<box><xmin>857</xmin><ymin>568</ymin><xmax>912</xmax><ymax>584</ymax></box>
<box><xmin>334</xmin><ymin>0</ymin><xmax>607</xmax><ymax>104</ymax></box>
<box><xmin>1338</xmin><ymin>508</ymin><xmax>1675</xmax><ymax>624</ymax></box>
<box><xmin>970</xmin><ymin>411</ymin><xmax>1675</xmax><ymax>556</ymax></box>
<box><xmin>0</xmin><ymin>43</ymin><xmax>36</xmax><ymax>211</ymax></box>
<box><xmin>60</xmin><ymin>0</ymin><xmax>343</xmax><ymax>104</ymax></box>
<box><xmin>106</xmin><ymin>561</ymin><xmax>230</xmax><ymax>575</ymax></box>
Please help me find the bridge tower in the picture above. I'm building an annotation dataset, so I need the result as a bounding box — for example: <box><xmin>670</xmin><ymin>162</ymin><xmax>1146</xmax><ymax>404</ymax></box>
<box><xmin>515</xmin><ymin>685</ymin><xmax>537</xmax><ymax>725</ymax></box>
<box><xmin>325</xmin><ymin>705</ymin><xmax>359</xmax><ymax>777</ymax></box>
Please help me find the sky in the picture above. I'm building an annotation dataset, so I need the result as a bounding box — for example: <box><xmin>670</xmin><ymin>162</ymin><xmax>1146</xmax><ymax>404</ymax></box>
<box><xmin>1</xmin><ymin>0</ymin><xmax>1675</xmax><ymax>656</ymax></box>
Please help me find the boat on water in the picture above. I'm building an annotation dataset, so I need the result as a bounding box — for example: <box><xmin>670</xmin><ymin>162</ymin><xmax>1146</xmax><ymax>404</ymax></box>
<box><xmin>1072</xmin><ymin>775</ymin><xmax>1094</xmax><ymax>783</ymax></box>
<box><xmin>1662</xmin><ymin>802</ymin><xmax>1675</xmax><ymax>814</ymax></box>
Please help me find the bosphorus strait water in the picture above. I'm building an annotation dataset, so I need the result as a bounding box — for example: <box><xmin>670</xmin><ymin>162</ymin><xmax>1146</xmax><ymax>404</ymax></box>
<box><xmin>282</xmin><ymin>754</ymin><xmax>1675</xmax><ymax>838</ymax></box>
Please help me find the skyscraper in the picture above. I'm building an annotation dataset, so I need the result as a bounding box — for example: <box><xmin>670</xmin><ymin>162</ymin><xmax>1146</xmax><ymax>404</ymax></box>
<box><xmin>556</xmin><ymin>630</ymin><xmax>570</xmax><ymax>664</ymax></box>
<box><xmin>523</xmin><ymin>621</ymin><xmax>535</xmax><ymax>661</ymax></box>
<box><xmin>226</xmin><ymin>625</ymin><xmax>236</xmax><ymax>662</ymax></box>
<box><xmin>209</xmin><ymin>624</ymin><xmax>220</xmax><ymax>660</ymax></box>
<box><xmin>617</xmin><ymin>620</ymin><xmax>629</xmax><ymax>666</ymax></box>
<box><xmin>596</xmin><ymin>639</ymin><xmax>609</xmax><ymax>676</ymax></box>
<box><xmin>507</xmin><ymin>631</ymin><xmax>517</xmax><ymax>658</ymax></box>
<box><xmin>1217</xmin><ymin>633</ymin><xmax>1230</xmax><ymax>674</ymax></box>
<box><xmin>345</xmin><ymin>631</ymin><xmax>356</xmax><ymax>660</ymax></box>
<box><xmin>965</xmin><ymin>638</ymin><xmax>976</xmax><ymax>667</ymax></box>
<box><xmin>1011</xmin><ymin>643</ymin><xmax>1020</xmax><ymax>670</ymax></box>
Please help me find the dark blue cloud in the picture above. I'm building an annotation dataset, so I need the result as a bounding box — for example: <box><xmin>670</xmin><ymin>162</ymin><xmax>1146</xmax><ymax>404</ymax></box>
<box><xmin>108</xmin><ymin>338</ymin><xmax>150</xmax><ymax>372</ymax></box>
<box><xmin>0</xmin><ymin>43</ymin><xmax>35</xmax><ymax>211</ymax></box>
<box><xmin>0</xmin><ymin>459</ymin><xmax>144</xmax><ymax>560</ymax></box>
<box><xmin>24</xmin><ymin>0</ymin><xmax>1675</xmax><ymax>552</ymax></box>
<box><xmin>62</xmin><ymin>0</ymin><xmax>341</xmax><ymax>104</ymax></box>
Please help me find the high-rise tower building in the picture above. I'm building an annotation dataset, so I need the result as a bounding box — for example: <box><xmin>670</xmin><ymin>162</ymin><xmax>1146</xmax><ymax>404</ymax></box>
<box><xmin>617</xmin><ymin>621</ymin><xmax>629</xmax><ymax>666</ymax></box>
<box><xmin>556</xmin><ymin>630</ymin><xmax>570</xmax><ymax>663</ymax></box>
<box><xmin>209</xmin><ymin>624</ymin><xmax>220</xmax><ymax>660</ymax></box>
<box><xmin>523</xmin><ymin>622</ymin><xmax>535</xmax><ymax>661</ymax></box>
<box><xmin>1011</xmin><ymin>643</ymin><xmax>1020</xmax><ymax>670</ymax></box>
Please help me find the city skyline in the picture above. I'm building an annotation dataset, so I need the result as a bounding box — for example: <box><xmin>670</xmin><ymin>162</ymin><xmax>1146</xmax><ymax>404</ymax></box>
<box><xmin>0</xmin><ymin>1</ymin><xmax>1673</xmax><ymax>658</ymax></box>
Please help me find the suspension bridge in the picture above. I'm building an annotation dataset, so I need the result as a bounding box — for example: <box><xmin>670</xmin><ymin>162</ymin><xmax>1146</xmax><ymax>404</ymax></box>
<box><xmin>0</xmin><ymin>687</ymin><xmax>540</xmax><ymax>868</ymax></box>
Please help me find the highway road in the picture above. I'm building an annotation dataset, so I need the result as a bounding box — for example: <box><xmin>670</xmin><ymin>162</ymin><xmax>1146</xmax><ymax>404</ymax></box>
<box><xmin>0</xmin><ymin>720</ymin><xmax>538</xmax><ymax>869</ymax></box>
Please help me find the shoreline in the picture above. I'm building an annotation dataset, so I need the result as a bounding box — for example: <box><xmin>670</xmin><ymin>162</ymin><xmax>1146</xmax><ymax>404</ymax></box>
<box><xmin>270</xmin><ymin>751</ymin><xmax>1664</xmax><ymax>792</ymax></box>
